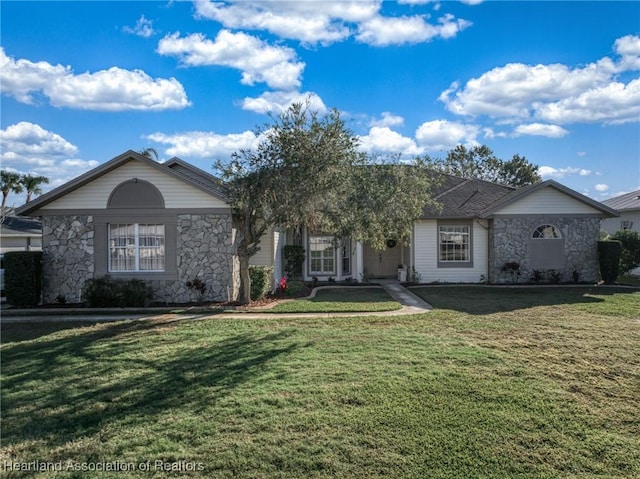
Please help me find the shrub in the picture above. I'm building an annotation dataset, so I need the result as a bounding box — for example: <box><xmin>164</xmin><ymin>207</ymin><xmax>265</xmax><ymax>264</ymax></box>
<box><xmin>4</xmin><ymin>251</ymin><xmax>43</xmax><ymax>307</ymax></box>
<box><xmin>610</xmin><ymin>229</ymin><xmax>640</xmax><ymax>275</ymax></box>
<box><xmin>286</xmin><ymin>280</ymin><xmax>307</xmax><ymax>296</ymax></box>
<box><xmin>83</xmin><ymin>276</ymin><xmax>153</xmax><ymax>307</ymax></box>
<box><xmin>118</xmin><ymin>279</ymin><xmax>153</xmax><ymax>307</ymax></box>
<box><xmin>284</xmin><ymin>245</ymin><xmax>305</xmax><ymax>278</ymax></box>
<box><xmin>249</xmin><ymin>265</ymin><xmax>273</xmax><ymax>301</ymax></box>
<box><xmin>598</xmin><ymin>240</ymin><xmax>622</xmax><ymax>284</ymax></box>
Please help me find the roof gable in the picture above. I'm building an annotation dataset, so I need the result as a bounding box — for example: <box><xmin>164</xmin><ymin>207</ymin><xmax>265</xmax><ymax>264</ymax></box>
<box><xmin>16</xmin><ymin>150</ymin><xmax>228</xmax><ymax>215</ymax></box>
<box><xmin>482</xmin><ymin>180</ymin><xmax>619</xmax><ymax>218</ymax></box>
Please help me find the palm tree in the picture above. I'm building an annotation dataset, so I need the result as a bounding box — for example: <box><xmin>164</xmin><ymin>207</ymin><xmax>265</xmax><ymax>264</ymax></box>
<box><xmin>21</xmin><ymin>174</ymin><xmax>50</xmax><ymax>202</ymax></box>
<box><xmin>140</xmin><ymin>147</ymin><xmax>159</xmax><ymax>160</ymax></box>
<box><xmin>1</xmin><ymin>170</ymin><xmax>24</xmax><ymax>209</ymax></box>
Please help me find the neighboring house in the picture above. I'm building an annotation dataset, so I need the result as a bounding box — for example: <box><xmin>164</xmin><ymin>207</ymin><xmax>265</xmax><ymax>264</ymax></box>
<box><xmin>601</xmin><ymin>189</ymin><xmax>640</xmax><ymax>274</ymax></box>
<box><xmin>16</xmin><ymin>150</ymin><xmax>618</xmax><ymax>304</ymax></box>
<box><xmin>1</xmin><ymin>215</ymin><xmax>43</xmax><ymax>254</ymax></box>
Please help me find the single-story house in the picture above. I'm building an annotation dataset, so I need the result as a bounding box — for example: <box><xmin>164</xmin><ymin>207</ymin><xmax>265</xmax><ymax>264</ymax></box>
<box><xmin>16</xmin><ymin>150</ymin><xmax>618</xmax><ymax>304</ymax></box>
<box><xmin>601</xmin><ymin>189</ymin><xmax>640</xmax><ymax>274</ymax></box>
<box><xmin>0</xmin><ymin>215</ymin><xmax>43</xmax><ymax>254</ymax></box>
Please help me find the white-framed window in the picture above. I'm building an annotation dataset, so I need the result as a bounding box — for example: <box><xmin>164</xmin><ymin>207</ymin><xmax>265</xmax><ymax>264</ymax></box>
<box><xmin>621</xmin><ymin>220</ymin><xmax>633</xmax><ymax>230</ymax></box>
<box><xmin>532</xmin><ymin>224</ymin><xmax>561</xmax><ymax>239</ymax></box>
<box><xmin>439</xmin><ymin>225</ymin><xmax>470</xmax><ymax>262</ymax></box>
<box><xmin>109</xmin><ymin>223</ymin><xmax>165</xmax><ymax>272</ymax></box>
<box><xmin>309</xmin><ymin>235</ymin><xmax>335</xmax><ymax>274</ymax></box>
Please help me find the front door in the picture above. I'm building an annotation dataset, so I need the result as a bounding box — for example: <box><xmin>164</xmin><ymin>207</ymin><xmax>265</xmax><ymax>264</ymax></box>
<box><xmin>363</xmin><ymin>243</ymin><xmax>401</xmax><ymax>278</ymax></box>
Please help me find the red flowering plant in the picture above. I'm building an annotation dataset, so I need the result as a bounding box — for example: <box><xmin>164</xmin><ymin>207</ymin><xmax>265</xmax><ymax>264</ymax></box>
<box><xmin>278</xmin><ymin>277</ymin><xmax>288</xmax><ymax>296</ymax></box>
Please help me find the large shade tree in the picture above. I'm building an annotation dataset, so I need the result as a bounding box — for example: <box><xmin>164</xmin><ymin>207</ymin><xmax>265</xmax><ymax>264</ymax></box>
<box><xmin>430</xmin><ymin>145</ymin><xmax>541</xmax><ymax>187</ymax></box>
<box><xmin>216</xmin><ymin>103</ymin><xmax>441</xmax><ymax>303</ymax></box>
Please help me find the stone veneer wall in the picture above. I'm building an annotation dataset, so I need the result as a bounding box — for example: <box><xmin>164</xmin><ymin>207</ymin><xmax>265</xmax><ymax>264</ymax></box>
<box><xmin>41</xmin><ymin>213</ymin><xmax>239</xmax><ymax>305</ymax></box>
<box><xmin>490</xmin><ymin>216</ymin><xmax>601</xmax><ymax>284</ymax></box>
<box><xmin>150</xmin><ymin>213</ymin><xmax>239</xmax><ymax>304</ymax></box>
<box><xmin>41</xmin><ymin>215</ymin><xmax>95</xmax><ymax>303</ymax></box>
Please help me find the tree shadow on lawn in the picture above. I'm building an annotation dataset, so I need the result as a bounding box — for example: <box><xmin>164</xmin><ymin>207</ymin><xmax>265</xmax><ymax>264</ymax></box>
<box><xmin>1</xmin><ymin>317</ymin><xmax>301</xmax><ymax>454</ymax></box>
<box><xmin>411</xmin><ymin>285</ymin><xmax>639</xmax><ymax>315</ymax></box>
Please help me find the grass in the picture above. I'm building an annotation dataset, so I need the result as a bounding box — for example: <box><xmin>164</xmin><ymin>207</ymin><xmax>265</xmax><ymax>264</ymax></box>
<box><xmin>263</xmin><ymin>287</ymin><xmax>401</xmax><ymax>313</ymax></box>
<box><xmin>1</xmin><ymin>286</ymin><xmax>639</xmax><ymax>478</ymax></box>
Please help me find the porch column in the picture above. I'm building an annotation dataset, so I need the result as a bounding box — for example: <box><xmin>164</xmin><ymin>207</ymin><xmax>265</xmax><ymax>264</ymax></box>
<box><xmin>356</xmin><ymin>241</ymin><xmax>363</xmax><ymax>283</ymax></box>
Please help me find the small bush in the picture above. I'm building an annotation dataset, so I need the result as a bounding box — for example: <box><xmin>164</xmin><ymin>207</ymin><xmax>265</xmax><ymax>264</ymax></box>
<box><xmin>286</xmin><ymin>280</ymin><xmax>307</xmax><ymax>296</ymax></box>
<box><xmin>4</xmin><ymin>251</ymin><xmax>43</xmax><ymax>307</ymax></box>
<box><xmin>598</xmin><ymin>240</ymin><xmax>622</xmax><ymax>284</ymax></box>
<box><xmin>83</xmin><ymin>276</ymin><xmax>152</xmax><ymax>307</ymax></box>
<box><xmin>610</xmin><ymin>229</ymin><xmax>640</xmax><ymax>275</ymax></box>
<box><xmin>249</xmin><ymin>265</ymin><xmax>273</xmax><ymax>301</ymax></box>
<box><xmin>119</xmin><ymin>279</ymin><xmax>153</xmax><ymax>307</ymax></box>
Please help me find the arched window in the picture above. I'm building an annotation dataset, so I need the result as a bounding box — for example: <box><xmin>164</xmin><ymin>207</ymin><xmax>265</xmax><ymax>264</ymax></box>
<box><xmin>108</xmin><ymin>179</ymin><xmax>164</xmax><ymax>209</ymax></box>
<box><xmin>532</xmin><ymin>224</ymin><xmax>561</xmax><ymax>239</ymax></box>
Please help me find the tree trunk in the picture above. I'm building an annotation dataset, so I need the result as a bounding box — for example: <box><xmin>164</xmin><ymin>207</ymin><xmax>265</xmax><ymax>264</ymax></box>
<box><xmin>238</xmin><ymin>251</ymin><xmax>251</xmax><ymax>305</ymax></box>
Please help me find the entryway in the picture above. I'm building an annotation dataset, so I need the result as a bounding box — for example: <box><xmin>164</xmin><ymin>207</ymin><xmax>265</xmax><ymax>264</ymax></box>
<box><xmin>363</xmin><ymin>243</ymin><xmax>402</xmax><ymax>278</ymax></box>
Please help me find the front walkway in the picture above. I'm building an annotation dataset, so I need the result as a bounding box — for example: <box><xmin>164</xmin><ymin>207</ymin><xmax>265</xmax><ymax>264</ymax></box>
<box><xmin>0</xmin><ymin>282</ymin><xmax>432</xmax><ymax>322</ymax></box>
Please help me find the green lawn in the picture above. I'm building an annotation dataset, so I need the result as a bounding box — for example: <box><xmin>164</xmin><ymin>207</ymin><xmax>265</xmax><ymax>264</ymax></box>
<box><xmin>1</xmin><ymin>286</ymin><xmax>639</xmax><ymax>478</ymax></box>
<box><xmin>263</xmin><ymin>287</ymin><xmax>401</xmax><ymax>313</ymax></box>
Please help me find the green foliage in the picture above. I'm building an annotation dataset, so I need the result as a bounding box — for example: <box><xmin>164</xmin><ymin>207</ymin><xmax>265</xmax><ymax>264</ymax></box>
<box><xmin>284</xmin><ymin>245</ymin><xmax>305</xmax><ymax>278</ymax></box>
<box><xmin>598</xmin><ymin>240</ymin><xmax>622</xmax><ymax>284</ymax></box>
<box><xmin>429</xmin><ymin>144</ymin><xmax>541</xmax><ymax>187</ymax></box>
<box><xmin>1</xmin><ymin>170</ymin><xmax>24</xmax><ymax>208</ymax></box>
<box><xmin>285</xmin><ymin>280</ymin><xmax>307</xmax><ymax>296</ymax></box>
<box><xmin>249</xmin><ymin>265</ymin><xmax>273</xmax><ymax>301</ymax></box>
<box><xmin>4</xmin><ymin>251</ymin><xmax>42</xmax><ymax>307</ymax></box>
<box><xmin>610</xmin><ymin>229</ymin><xmax>640</xmax><ymax>274</ymax></box>
<box><xmin>217</xmin><ymin>102</ymin><xmax>441</xmax><ymax>301</ymax></box>
<box><xmin>20</xmin><ymin>174</ymin><xmax>49</xmax><ymax>202</ymax></box>
<box><xmin>83</xmin><ymin>275</ymin><xmax>152</xmax><ymax>307</ymax></box>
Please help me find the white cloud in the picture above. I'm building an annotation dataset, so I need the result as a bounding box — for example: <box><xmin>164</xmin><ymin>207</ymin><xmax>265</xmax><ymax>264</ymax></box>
<box><xmin>241</xmin><ymin>91</ymin><xmax>326</xmax><ymax>114</ymax></box>
<box><xmin>414</xmin><ymin>120</ymin><xmax>480</xmax><ymax>151</ymax></box>
<box><xmin>513</xmin><ymin>123</ymin><xmax>569</xmax><ymax>138</ymax></box>
<box><xmin>535</xmin><ymin>79</ymin><xmax>640</xmax><ymax>125</ymax></box>
<box><xmin>194</xmin><ymin>0</ymin><xmax>470</xmax><ymax>47</ymax></box>
<box><xmin>146</xmin><ymin>130</ymin><xmax>261</xmax><ymax>159</ymax></box>
<box><xmin>594</xmin><ymin>184</ymin><xmax>610</xmax><ymax>193</ymax></box>
<box><xmin>370</xmin><ymin>112</ymin><xmax>405</xmax><ymax>128</ymax></box>
<box><xmin>356</xmin><ymin>13</ymin><xmax>471</xmax><ymax>46</ymax></box>
<box><xmin>0</xmin><ymin>122</ymin><xmax>78</xmax><ymax>159</ymax></box>
<box><xmin>357</xmin><ymin>126</ymin><xmax>423</xmax><ymax>156</ymax></box>
<box><xmin>439</xmin><ymin>35</ymin><xmax>640</xmax><ymax>125</ymax></box>
<box><xmin>539</xmin><ymin>166</ymin><xmax>594</xmax><ymax>179</ymax></box>
<box><xmin>0</xmin><ymin>48</ymin><xmax>190</xmax><ymax>111</ymax></box>
<box><xmin>157</xmin><ymin>30</ymin><xmax>305</xmax><ymax>90</ymax></box>
<box><xmin>0</xmin><ymin>122</ymin><xmax>98</xmax><ymax>205</ymax></box>
<box><xmin>123</xmin><ymin>15</ymin><xmax>155</xmax><ymax>38</ymax></box>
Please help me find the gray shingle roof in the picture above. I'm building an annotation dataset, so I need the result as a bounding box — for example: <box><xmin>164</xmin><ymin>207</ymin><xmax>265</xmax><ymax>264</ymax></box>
<box><xmin>1</xmin><ymin>216</ymin><xmax>42</xmax><ymax>236</ymax></box>
<box><xmin>602</xmin><ymin>190</ymin><xmax>640</xmax><ymax>211</ymax></box>
<box><xmin>423</xmin><ymin>175</ymin><xmax>514</xmax><ymax>218</ymax></box>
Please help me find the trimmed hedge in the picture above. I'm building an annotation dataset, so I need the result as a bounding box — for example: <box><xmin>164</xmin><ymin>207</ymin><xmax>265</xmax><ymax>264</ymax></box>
<box><xmin>610</xmin><ymin>229</ymin><xmax>640</xmax><ymax>275</ymax></box>
<box><xmin>598</xmin><ymin>240</ymin><xmax>622</xmax><ymax>284</ymax></box>
<box><xmin>4</xmin><ymin>251</ymin><xmax>43</xmax><ymax>307</ymax></box>
<box><xmin>249</xmin><ymin>265</ymin><xmax>273</xmax><ymax>301</ymax></box>
<box><xmin>83</xmin><ymin>275</ymin><xmax>153</xmax><ymax>307</ymax></box>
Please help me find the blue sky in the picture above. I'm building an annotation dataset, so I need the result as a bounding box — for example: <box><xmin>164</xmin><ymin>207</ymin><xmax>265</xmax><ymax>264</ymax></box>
<box><xmin>1</xmin><ymin>1</ymin><xmax>639</xmax><ymax>207</ymax></box>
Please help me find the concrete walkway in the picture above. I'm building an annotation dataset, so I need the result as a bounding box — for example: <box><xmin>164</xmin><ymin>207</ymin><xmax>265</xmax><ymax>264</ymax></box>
<box><xmin>0</xmin><ymin>282</ymin><xmax>432</xmax><ymax>323</ymax></box>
